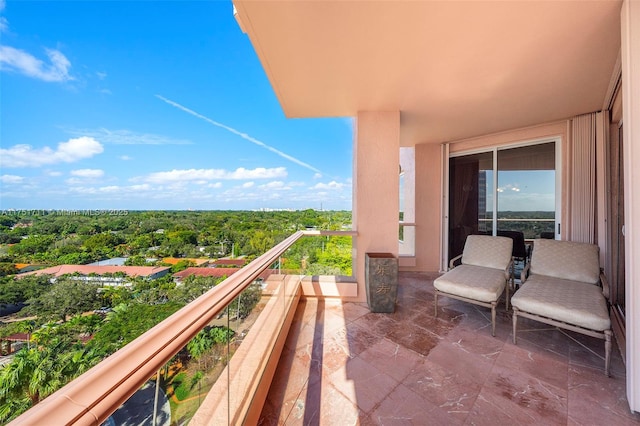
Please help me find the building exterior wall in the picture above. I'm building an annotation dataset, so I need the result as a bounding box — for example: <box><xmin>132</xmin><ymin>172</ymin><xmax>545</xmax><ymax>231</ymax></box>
<box><xmin>621</xmin><ymin>0</ymin><xmax>640</xmax><ymax>412</ymax></box>
<box><xmin>401</xmin><ymin>143</ymin><xmax>443</xmax><ymax>272</ymax></box>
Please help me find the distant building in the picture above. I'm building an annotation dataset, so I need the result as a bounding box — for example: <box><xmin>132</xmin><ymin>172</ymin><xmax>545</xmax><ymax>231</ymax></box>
<box><xmin>210</xmin><ymin>258</ymin><xmax>246</xmax><ymax>267</ymax></box>
<box><xmin>17</xmin><ymin>265</ymin><xmax>171</xmax><ymax>286</ymax></box>
<box><xmin>0</xmin><ymin>333</ymin><xmax>29</xmax><ymax>356</ymax></box>
<box><xmin>88</xmin><ymin>257</ymin><xmax>128</xmax><ymax>266</ymax></box>
<box><xmin>13</xmin><ymin>264</ymin><xmax>44</xmax><ymax>273</ymax></box>
<box><xmin>173</xmin><ymin>267</ymin><xmax>273</xmax><ymax>283</ymax></box>
<box><xmin>162</xmin><ymin>258</ymin><xmax>210</xmax><ymax>267</ymax></box>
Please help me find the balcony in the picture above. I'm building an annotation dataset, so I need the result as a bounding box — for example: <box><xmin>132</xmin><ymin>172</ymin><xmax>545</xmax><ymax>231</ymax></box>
<box><xmin>260</xmin><ymin>272</ymin><xmax>639</xmax><ymax>424</ymax></box>
<box><xmin>8</xmin><ymin>232</ymin><xmax>639</xmax><ymax>425</ymax></box>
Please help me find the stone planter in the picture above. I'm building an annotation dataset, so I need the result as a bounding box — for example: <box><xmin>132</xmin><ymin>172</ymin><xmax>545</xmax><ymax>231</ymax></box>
<box><xmin>365</xmin><ymin>253</ymin><xmax>398</xmax><ymax>313</ymax></box>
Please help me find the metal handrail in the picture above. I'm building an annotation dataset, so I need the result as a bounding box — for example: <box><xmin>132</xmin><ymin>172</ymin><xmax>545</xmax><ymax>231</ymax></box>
<box><xmin>10</xmin><ymin>231</ymin><xmax>316</xmax><ymax>425</ymax></box>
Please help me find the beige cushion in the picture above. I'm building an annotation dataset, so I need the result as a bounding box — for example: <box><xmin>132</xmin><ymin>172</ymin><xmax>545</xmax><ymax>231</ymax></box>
<box><xmin>512</xmin><ymin>275</ymin><xmax>610</xmax><ymax>331</ymax></box>
<box><xmin>462</xmin><ymin>235</ymin><xmax>513</xmax><ymax>270</ymax></box>
<box><xmin>530</xmin><ymin>239</ymin><xmax>600</xmax><ymax>284</ymax></box>
<box><xmin>434</xmin><ymin>264</ymin><xmax>506</xmax><ymax>303</ymax></box>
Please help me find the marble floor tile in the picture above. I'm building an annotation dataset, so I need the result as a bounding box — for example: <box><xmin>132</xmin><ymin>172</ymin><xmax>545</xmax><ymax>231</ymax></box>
<box><xmin>259</xmin><ymin>272</ymin><xmax>640</xmax><ymax>425</ymax></box>
<box><xmin>327</xmin><ymin>356</ymin><xmax>400</xmax><ymax>415</ymax></box>
<box><xmin>477</xmin><ymin>364</ymin><xmax>568</xmax><ymax>425</ymax></box>
<box><xmin>369</xmin><ymin>383</ymin><xmax>461</xmax><ymax>426</ymax></box>
<box><xmin>358</xmin><ymin>338</ymin><xmax>424</xmax><ymax>383</ymax></box>
<box><xmin>403</xmin><ymin>358</ymin><xmax>482</xmax><ymax>423</ymax></box>
<box><xmin>496</xmin><ymin>343</ymin><xmax>569</xmax><ymax>391</ymax></box>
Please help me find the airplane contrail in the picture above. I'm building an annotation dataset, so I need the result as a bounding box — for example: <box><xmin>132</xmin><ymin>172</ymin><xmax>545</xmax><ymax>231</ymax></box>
<box><xmin>156</xmin><ymin>95</ymin><xmax>323</xmax><ymax>175</ymax></box>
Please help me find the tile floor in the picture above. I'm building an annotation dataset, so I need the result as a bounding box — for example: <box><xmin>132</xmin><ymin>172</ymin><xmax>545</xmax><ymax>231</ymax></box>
<box><xmin>259</xmin><ymin>272</ymin><xmax>640</xmax><ymax>425</ymax></box>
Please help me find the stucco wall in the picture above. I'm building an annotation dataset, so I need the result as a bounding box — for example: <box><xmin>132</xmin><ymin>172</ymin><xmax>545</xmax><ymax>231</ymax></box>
<box><xmin>352</xmin><ymin>111</ymin><xmax>400</xmax><ymax>303</ymax></box>
<box><xmin>403</xmin><ymin>143</ymin><xmax>443</xmax><ymax>272</ymax></box>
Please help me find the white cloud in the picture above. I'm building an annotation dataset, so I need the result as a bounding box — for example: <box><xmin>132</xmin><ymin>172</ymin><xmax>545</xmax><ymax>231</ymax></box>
<box><xmin>99</xmin><ymin>88</ymin><xmax>112</xmax><ymax>95</ymax></box>
<box><xmin>0</xmin><ymin>46</ymin><xmax>73</xmax><ymax>82</ymax></box>
<box><xmin>208</xmin><ymin>182</ymin><xmax>223</xmax><ymax>189</ymax></box>
<box><xmin>0</xmin><ymin>174</ymin><xmax>24</xmax><ymax>184</ymax></box>
<box><xmin>120</xmin><ymin>155</ymin><xmax>132</xmax><ymax>161</ymax></box>
<box><xmin>242</xmin><ymin>182</ymin><xmax>255</xmax><ymax>188</ymax></box>
<box><xmin>65</xmin><ymin>178</ymin><xmax>85</xmax><ymax>185</ymax></box>
<box><xmin>131</xmin><ymin>184</ymin><xmax>150</xmax><ymax>191</ymax></box>
<box><xmin>259</xmin><ymin>181</ymin><xmax>290</xmax><ymax>190</ymax></box>
<box><xmin>142</xmin><ymin>167</ymin><xmax>287</xmax><ymax>184</ymax></box>
<box><xmin>98</xmin><ymin>186</ymin><xmax>119</xmax><ymax>193</ymax></box>
<box><xmin>69</xmin><ymin>183</ymin><xmax>150</xmax><ymax>195</ymax></box>
<box><xmin>71</xmin><ymin>168</ymin><xmax>104</xmax><ymax>178</ymax></box>
<box><xmin>313</xmin><ymin>173</ymin><xmax>323</xmax><ymax>179</ymax></box>
<box><xmin>65</xmin><ymin>128</ymin><xmax>191</xmax><ymax>145</ymax></box>
<box><xmin>497</xmin><ymin>184</ymin><xmax>520</xmax><ymax>193</ymax></box>
<box><xmin>312</xmin><ymin>181</ymin><xmax>345</xmax><ymax>190</ymax></box>
<box><xmin>96</xmin><ymin>71</ymin><xmax>107</xmax><ymax>80</ymax></box>
<box><xmin>47</xmin><ymin>171</ymin><xmax>63</xmax><ymax>177</ymax></box>
<box><xmin>228</xmin><ymin>167</ymin><xmax>287</xmax><ymax>180</ymax></box>
<box><xmin>0</xmin><ymin>137</ymin><xmax>104</xmax><ymax>168</ymax></box>
<box><xmin>0</xmin><ymin>0</ymin><xmax>8</xmax><ymax>33</ymax></box>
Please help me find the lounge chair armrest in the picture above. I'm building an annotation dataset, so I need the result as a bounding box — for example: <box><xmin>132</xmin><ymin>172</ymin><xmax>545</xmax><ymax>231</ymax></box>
<box><xmin>520</xmin><ymin>262</ymin><xmax>531</xmax><ymax>284</ymax></box>
<box><xmin>600</xmin><ymin>269</ymin><xmax>610</xmax><ymax>300</ymax></box>
<box><xmin>449</xmin><ymin>254</ymin><xmax>463</xmax><ymax>269</ymax></box>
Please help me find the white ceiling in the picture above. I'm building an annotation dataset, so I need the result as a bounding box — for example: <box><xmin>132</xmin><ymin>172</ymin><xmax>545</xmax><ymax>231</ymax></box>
<box><xmin>234</xmin><ymin>1</ymin><xmax>621</xmax><ymax>146</ymax></box>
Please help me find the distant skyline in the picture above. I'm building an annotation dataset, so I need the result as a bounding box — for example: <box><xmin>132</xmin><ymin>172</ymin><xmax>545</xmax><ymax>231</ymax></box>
<box><xmin>493</xmin><ymin>170</ymin><xmax>556</xmax><ymax>212</ymax></box>
<box><xmin>0</xmin><ymin>1</ymin><xmax>353</xmax><ymax>211</ymax></box>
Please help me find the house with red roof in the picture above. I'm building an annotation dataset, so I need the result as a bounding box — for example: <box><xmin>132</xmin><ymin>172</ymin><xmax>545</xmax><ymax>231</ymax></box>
<box><xmin>17</xmin><ymin>265</ymin><xmax>171</xmax><ymax>286</ymax></box>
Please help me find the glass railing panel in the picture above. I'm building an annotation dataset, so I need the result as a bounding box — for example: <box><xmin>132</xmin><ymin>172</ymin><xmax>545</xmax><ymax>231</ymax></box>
<box><xmin>103</xmin><ymin>305</ymin><xmax>236</xmax><ymax>426</ymax></box>
<box><xmin>227</xmin><ymin>274</ymin><xmax>300</xmax><ymax>424</ymax></box>
<box><xmin>399</xmin><ymin>223</ymin><xmax>415</xmax><ymax>257</ymax></box>
<box><xmin>7</xmin><ymin>230</ymin><xmax>355</xmax><ymax>426</ymax></box>
<box><xmin>495</xmin><ymin>218</ymin><xmax>555</xmax><ymax>240</ymax></box>
<box><xmin>103</xmin><ymin>274</ymin><xmax>296</xmax><ymax>426</ymax></box>
<box><xmin>282</xmin><ymin>234</ymin><xmax>353</xmax><ymax>277</ymax></box>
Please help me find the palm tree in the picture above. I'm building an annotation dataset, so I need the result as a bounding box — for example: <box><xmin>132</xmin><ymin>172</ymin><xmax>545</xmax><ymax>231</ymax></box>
<box><xmin>186</xmin><ymin>330</ymin><xmax>211</xmax><ymax>370</ymax></box>
<box><xmin>0</xmin><ymin>343</ymin><xmax>67</xmax><ymax>422</ymax></box>
<box><xmin>16</xmin><ymin>320</ymin><xmax>36</xmax><ymax>349</ymax></box>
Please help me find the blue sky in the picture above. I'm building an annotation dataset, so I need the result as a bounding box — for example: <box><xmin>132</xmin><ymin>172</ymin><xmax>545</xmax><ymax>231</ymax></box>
<box><xmin>0</xmin><ymin>1</ymin><xmax>353</xmax><ymax>211</ymax></box>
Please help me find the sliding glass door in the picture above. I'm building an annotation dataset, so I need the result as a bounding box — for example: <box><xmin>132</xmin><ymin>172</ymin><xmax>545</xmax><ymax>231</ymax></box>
<box><xmin>496</xmin><ymin>142</ymin><xmax>557</xmax><ymax>239</ymax></box>
<box><xmin>448</xmin><ymin>141</ymin><xmax>559</xmax><ymax>261</ymax></box>
<box><xmin>448</xmin><ymin>151</ymin><xmax>494</xmax><ymax>260</ymax></box>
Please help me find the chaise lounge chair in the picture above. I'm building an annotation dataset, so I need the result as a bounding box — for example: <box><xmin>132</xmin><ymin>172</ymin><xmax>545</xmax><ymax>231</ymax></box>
<box><xmin>511</xmin><ymin>239</ymin><xmax>612</xmax><ymax>376</ymax></box>
<box><xmin>434</xmin><ymin>235</ymin><xmax>513</xmax><ymax>336</ymax></box>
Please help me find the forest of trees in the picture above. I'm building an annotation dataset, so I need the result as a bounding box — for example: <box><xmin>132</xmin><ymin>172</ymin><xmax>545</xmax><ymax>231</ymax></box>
<box><xmin>0</xmin><ymin>209</ymin><xmax>353</xmax><ymax>422</ymax></box>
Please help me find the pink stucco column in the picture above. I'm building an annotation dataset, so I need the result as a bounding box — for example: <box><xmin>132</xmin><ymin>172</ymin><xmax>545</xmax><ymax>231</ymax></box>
<box><xmin>352</xmin><ymin>111</ymin><xmax>400</xmax><ymax>303</ymax></box>
<box><xmin>622</xmin><ymin>0</ymin><xmax>640</xmax><ymax>413</ymax></box>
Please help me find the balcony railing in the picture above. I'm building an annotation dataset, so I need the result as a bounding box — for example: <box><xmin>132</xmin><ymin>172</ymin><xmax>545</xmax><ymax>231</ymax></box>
<box><xmin>399</xmin><ymin>221</ymin><xmax>416</xmax><ymax>257</ymax></box>
<box><xmin>478</xmin><ymin>218</ymin><xmax>555</xmax><ymax>239</ymax></box>
<box><xmin>9</xmin><ymin>230</ymin><xmax>355</xmax><ymax>426</ymax></box>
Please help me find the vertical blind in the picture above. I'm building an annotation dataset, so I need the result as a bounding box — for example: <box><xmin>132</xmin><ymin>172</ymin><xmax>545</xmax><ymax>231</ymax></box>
<box><xmin>570</xmin><ymin>112</ymin><xmax>607</xmax><ymax>244</ymax></box>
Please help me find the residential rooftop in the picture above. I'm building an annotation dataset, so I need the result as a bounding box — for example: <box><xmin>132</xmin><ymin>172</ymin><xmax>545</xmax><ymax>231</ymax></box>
<box><xmin>17</xmin><ymin>265</ymin><xmax>171</xmax><ymax>279</ymax></box>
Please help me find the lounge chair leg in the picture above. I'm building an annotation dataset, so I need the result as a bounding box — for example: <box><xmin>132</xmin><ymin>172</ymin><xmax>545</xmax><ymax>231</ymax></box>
<box><xmin>434</xmin><ymin>292</ymin><xmax>438</xmax><ymax>318</ymax></box>
<box><xmin>512</xmin><ymin>309</ymin><xmax>518</xmax><ymax>344</ymax></box>
<box><xmin>505</xmin><ymin>280</ymin><xmax>510</xmax><ymax>311</ymax></box>
<box><xmin>491</xmin><ymin>302</ymin><xmax>496</xmax><ymax>337</ymax></box>
<box><xmin>605</xmin><ymin>330</ymin><xmax>612</xmax><ymax>377</ymax></box>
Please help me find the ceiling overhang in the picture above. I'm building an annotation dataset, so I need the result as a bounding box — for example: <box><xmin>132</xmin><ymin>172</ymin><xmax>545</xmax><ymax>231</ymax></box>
<box><xmin>233</xmin><ymin>0</ymin><xmax>622</xmax><ymax>146</ymax></box>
